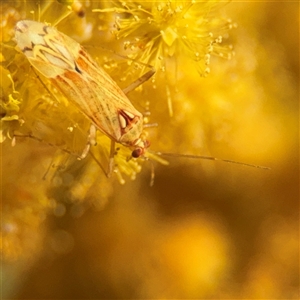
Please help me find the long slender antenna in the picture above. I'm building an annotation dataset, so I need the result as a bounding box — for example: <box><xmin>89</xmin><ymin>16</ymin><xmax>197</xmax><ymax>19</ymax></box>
<box><xmin>149</xmin><ymin>151</ymin><xmax>271</xmax><ymax>170</ymax></box>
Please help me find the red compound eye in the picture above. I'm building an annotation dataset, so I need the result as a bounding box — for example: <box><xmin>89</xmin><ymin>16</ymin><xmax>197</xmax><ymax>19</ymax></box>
<box><xmin>131</xmin><ymin>140</ymin><xmax>150</xmax><ymax>158</ymax></box>
<box><xmin>132</xmin><ymin>148</ymin><xmax>143</xmax><ymax>158</ymax></box>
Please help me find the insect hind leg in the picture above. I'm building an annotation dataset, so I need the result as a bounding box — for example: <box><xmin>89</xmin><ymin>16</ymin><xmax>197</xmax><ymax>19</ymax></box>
<box><xmin>122</xmin><ymin>68</ymin><xmax>156</xmax><ymax>95</ymax></box>
<box><xmin>107</xmin><ymin>140</ymin><xmax>116</xmax><ymax>178</ymax></box>
<box><xmin>77</xmin><ymin>125</ymin><xmax>119</xmax><ymax>179</ymax></box>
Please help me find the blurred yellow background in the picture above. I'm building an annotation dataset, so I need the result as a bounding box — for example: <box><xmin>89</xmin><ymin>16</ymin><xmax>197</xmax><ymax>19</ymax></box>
<box><xmin>1</xmin><ymin>1</ymin><xmax>298</xmax><ymax>299</ymax></box>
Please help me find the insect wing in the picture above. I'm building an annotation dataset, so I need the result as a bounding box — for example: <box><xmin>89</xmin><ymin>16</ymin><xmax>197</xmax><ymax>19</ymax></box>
<box><xmin>15</xmin><ymin>20</ymin><xmax>143</xmax><ymax>146</ymax></box>
<box><xmin>15</xmin><ymin>20</ymin><xmax>78</xmax><ymax>77</ymax></box>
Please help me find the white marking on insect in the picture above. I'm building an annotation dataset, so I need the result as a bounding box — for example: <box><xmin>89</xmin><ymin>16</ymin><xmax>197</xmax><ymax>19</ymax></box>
<box><xmin>119</xmin><ymin>114</ymin><xmax>127</xmax><ymax>129</ymax></box>
<box><xmin>123</xmin><ymin>110</ymin><xmax>135</xmax><ymax>119</ymax></box>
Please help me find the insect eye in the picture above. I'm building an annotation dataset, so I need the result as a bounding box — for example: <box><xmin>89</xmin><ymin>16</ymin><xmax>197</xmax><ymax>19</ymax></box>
<box><xmin>132</xmin><ymin>148</ymin><xmax>143</xmax><ymax>158</ymax></box>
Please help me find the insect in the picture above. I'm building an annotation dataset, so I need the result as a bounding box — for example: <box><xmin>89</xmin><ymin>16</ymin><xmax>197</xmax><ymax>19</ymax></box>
<box><xmin>14</xmin><ymin>20</ymin><xmax>269</xmax><ymax>184</ymax></box>
<box><xmin>14</xmin><ymin>20</ymin><xmax>155</xmax><ymax>172</ymax></box>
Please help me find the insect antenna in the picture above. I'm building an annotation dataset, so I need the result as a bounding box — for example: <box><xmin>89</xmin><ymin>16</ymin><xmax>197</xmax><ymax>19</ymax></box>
<box><xmin>149</xmin><ymin>151</ymin><xmax>271</xmax><ymax>170</ymax></box>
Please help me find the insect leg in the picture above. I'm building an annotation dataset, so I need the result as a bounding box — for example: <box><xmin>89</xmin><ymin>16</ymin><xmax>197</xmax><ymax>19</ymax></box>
<box><xmin>122</xmin><ymin>68</ymin><xmax>156</xmax><ymax>95</ymax></box>
<box><xmin>78</xmin><ymin>124</ymin><xmax>97</xmax><ymax>159</ymax></box>
<box><xmin>88</xmin><ymin>124</ymin><xmax>97</xmax><ymax>146</ymax></box>
<box><xmin>107</xmin><ymin>140</ymin><xmax>116</xmax><ymax>178</ymax></box>
<box><xmin>83</xmin><ymin>44</ymin><xmax>155</xmax><ymax>95</ymax></box>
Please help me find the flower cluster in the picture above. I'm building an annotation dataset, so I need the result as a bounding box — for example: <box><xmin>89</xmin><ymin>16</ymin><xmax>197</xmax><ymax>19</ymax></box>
<box><xmin>95</xmin><ymin>1</ymin><xmax>234</xmax><ymax>72</ymax></box>
<box><xmin>94</xmin><ymin>0</ymin><xmax>235</xmax><ymax>114</ymax></box>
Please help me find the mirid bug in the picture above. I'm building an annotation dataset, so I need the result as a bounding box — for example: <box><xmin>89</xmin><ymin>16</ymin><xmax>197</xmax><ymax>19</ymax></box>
<box><xmin>14</xmin><ymin>20</ymin><xmax>269</xmax><ymax>184</ymax></box>
<box><xmin>14</xmin><ymin>20</ymin><xmax>154</xmax><ymax>170</ymax></box>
